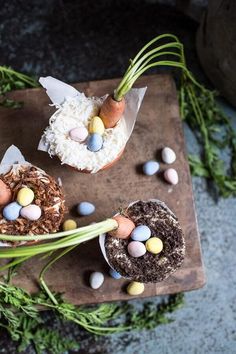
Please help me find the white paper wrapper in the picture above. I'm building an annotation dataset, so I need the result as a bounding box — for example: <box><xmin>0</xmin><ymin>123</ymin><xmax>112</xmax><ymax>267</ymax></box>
<box><xmin>38</xmin><ymin>76</ymin><xmax>146</xmax><ymax>172</ymax></box>
<box><xmin>0</xmin><ymin>146</ymin><xmax>30</xmax><ymax>247</ymax></box>
<box><xmin>99</xmin><ymin>199</ymin><xmax>175</xmax><ymax>274</ymax></box>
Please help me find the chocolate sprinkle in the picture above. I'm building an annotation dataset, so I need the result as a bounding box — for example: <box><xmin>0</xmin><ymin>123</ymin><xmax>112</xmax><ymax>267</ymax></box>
<box><xmin>0</xmin><ymin>165</ymin><xmax>66</xmax><ymax>241</ymax></box>
<box><xmin>105</xmin><ymin>200</ymin><xmax>185</xmax><ymax>283</ymax></box>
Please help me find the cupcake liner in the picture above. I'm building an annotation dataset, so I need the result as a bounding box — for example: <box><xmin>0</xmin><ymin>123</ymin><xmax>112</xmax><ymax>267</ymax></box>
<box><xmin>38</xmin><ymin>76</ymin><xmax>146</xmax><ymax>173</ymax></box>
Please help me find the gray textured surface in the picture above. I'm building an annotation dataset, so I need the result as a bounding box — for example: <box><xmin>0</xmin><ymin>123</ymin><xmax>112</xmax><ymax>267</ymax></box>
<box><xmin>0</xmin><ymin>1</ymin><xmax>235</xmax><ymax>353</ymax></box>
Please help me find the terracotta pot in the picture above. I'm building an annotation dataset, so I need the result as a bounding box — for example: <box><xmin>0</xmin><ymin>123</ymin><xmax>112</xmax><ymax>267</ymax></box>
<box><xmin>66</xmin><ymin>147</ymin><xmax>125</xmax><ymax>174</ymax></box>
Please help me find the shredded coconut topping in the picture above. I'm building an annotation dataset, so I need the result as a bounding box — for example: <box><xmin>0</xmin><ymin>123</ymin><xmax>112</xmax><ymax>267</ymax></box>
<box><xmin>42</xmin><ymin>94</ymin><xmax>127</xmax><ymax>173</ymax></box>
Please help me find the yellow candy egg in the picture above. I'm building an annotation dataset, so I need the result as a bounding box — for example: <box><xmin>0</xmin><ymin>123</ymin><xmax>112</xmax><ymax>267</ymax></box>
<box><xmin>63</xmin><ymin>219</ymin><xmax>77</xmax><ymax>231</ymax></box>
<box><xmin>145</xmin><ymin>237</ymin><xmax>163</xmax><ymax>254</ymax></box>
<box><xmin>89</xmin><ymin>116</ymin><xmax>105</xmax><ymax>135</ymax></box>
<box><xmin>17</xmin><ymin>187</ymin><xmax>34</xmax><ymax>206</ymax></box>
<box><xmin>127</xmin><ymin>281</ymin><xmax>145</xmax><ymax>296</ymax></box>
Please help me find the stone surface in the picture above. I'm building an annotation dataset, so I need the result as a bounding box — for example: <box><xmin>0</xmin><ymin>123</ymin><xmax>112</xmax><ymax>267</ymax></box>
<box><xmin>0</xmin><ymin>1</ymin><xmax>235</xmax><ymax>354</ymax></box>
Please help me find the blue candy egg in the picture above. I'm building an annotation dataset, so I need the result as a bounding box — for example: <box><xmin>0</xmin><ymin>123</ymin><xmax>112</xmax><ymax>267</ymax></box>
<box><xmin>87</xmin><ymin>133</ymin><xmax>103</xmax><ymax>152</ymax></box>
<box><xmin>3</xmin><ymin>202</ymin><xmax>22</xmax><ymax>221</ymax></box>
<box><xmin>109</xmin><ymin>268</ymin><xmax>122</xmax><ymax>279</ymax></box>
<box><xmin>77</xmin><ymin>201</ymin><xmax>95</xmax><ymax>216</ymax></box>
<box><xmin>131</xmin><ymin>225</ymin><xmax>151</xmax><ymax>242</ymax></box>
<box><xmin>143</xmin><ymin>160</ymin><xmax>160</xmax><ymax>176</ymax></box>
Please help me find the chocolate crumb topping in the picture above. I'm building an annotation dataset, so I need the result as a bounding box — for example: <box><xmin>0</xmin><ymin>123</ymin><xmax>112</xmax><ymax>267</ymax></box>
<box><xmin>0</xmin><ymin>165</ymin><xmax>65</xmax><ymax>239</ymax></box>
<box><xmin>105</xmin><ymin>200</ymin><xmax>185</xmax><ymax>283</ymax></box>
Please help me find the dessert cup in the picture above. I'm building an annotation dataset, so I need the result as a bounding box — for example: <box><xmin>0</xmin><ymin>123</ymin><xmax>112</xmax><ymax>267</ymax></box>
<box><xmin>100</xmin><ymin>199</ymin><xmax>185</xmax><ymax>283</ymax></box>
<box><xmin>38</xmin><ymin>77</ymin><xmax>146</xmax><ymax>173</ymax></box>
<box><xmin>0</xmin><ymin>146</ymin><xmax>65</xmax><ymax>247</ymax></box>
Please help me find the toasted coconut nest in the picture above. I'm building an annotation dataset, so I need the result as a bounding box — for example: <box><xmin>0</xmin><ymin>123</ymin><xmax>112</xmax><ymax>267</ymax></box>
<box><xmin>105</xmin><ymin>200</ymin><xmax>185</xmax><ymax>283</ymax></box>
<box><xmin>0</xmin><ymin>165</ymin><xmax>66</xmax><ymax>238</ymax></box>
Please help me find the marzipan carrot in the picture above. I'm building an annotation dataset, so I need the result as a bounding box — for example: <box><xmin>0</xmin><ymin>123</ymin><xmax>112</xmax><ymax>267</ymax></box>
<box><xmin>99</xmin><ymin>34</ymin><xmax>190</xmax><ymax>128</ymax></box>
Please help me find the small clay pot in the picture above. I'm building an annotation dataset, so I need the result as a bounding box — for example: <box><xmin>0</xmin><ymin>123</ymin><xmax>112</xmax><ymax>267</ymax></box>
<box><xmin>66</xmin><ymin>148</ymin><xmax>125</xmax><ymax>174</ymax></box>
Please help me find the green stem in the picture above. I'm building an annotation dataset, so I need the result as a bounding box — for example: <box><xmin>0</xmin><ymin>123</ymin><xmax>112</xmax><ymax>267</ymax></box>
<box><xmin>0</xmin><ymin>256</ymin><xmax>31</xmax><ymax>272</ymax></box>
<box><xmin>39</xmin><ymin>245</ymin><xmax>77</xmax><ymax>305</ymax></box>
<box><xmin>0</xmin><ymin>219</ymin><xmax>117</xmax><ymax>242</ymax></box>
<box><xmin>0</xmin><ymin>219</ymin><xmax>117</xmax><ymax>258</ymax></box>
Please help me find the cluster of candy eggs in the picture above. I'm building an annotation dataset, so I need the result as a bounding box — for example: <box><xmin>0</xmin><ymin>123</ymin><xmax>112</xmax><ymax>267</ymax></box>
<box><xmin>143</xmin><ymin>146</ymin><xmax>178</xmax><ymax>185</ymax></box>
<box><xmin>110</xmin><ymin>215</ymin><xmax>163</xmax><ymax>257</ymax></box>
<box><xmin>1</xmin><ymin>185</ymin><xmax>41</xmax><ymax>222</ymax></box>
<box><xmin>69</xmin><ymin>116</ymin><xmax>106</xmax><ymax>152</ymax></box>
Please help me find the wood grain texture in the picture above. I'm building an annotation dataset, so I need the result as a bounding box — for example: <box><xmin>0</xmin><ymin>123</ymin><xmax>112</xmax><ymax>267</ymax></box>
<box><xmin>0</xmin><ymin>74</ymin><xmax>205</xmax><ymax>304</ymax></box>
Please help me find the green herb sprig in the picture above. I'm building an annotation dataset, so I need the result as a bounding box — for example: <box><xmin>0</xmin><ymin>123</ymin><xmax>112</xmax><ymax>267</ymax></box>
<box><xmin>0</xmin><ymin>66</ymin><xmax>38</xmax><ymax>108</ymax></box>
<box><xmin>0</xmin><ymin>278</ymin><xmax>184</xmax><ymax>353</ymax></box>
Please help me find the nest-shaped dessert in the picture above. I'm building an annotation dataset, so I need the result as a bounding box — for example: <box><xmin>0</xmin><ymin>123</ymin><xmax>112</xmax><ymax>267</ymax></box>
<box><xmin>0</xmin><ymin>165</ymin><xmax>65</xmax><ymax>236</ymax></box>
<box><xmin>41</xmin><ymin>96</ymin><xmax>127</xmax><ymax>173</ymax></box>
<box><xmin>105</xmin><ymin>200</ymin><xmax>185</xmax><ymax>283</ymax></box>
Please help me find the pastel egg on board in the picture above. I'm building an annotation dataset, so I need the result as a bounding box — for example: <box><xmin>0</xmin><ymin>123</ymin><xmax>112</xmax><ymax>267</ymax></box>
<box><xmin>127</xmin><ymin>241</ymin><xmax>146</xmax><ymax>258</ymax></box>
<box><xmin>87</xmin><ymin>133</ymin><xmax>103</xmax><ymax>152</ymax></box>
<box><xmin>109</xmin><ymin>215</ymin><xmax>135</xmax><ymax>239</ymax></box>
<box><xmin>17</xmin><ymin>187</ymin><xmax>34</xmax><ymax>206</ymax></box>
<box><xmin>89</xmin><ymin>116</ymin><xmax>105</xmax><ymax>135</ymax></box>
<box><xmin>145</xmin><ymin>237</ymin><xmax>163</xmax><ymax>254</ymax></box>
<box><xmin>3</xmin><ymin>202</ymin><xmax>22</xmax><ymax>221</ymax></box>
<box><xmin>20</xmin><ymin>204</ymin><xmax>42</xmax><ymax>221</ymax></box>
<box><xmin>89</xmin><ymin>271</ymin><xmax>104</xmax><ymax>289</ymax></box>
<box><xmin>0</xmin><ymin>180</ymin><xmax>12</xmax><ymax>206</ymax></box>
<box><xmin>109</xmin><ymin>268</ymin><xmax>122</xmax><ymax>279</ymax></box>
<box><xmin>69</xmin><ymin>127</ymin><xmax>88</xmax><ymax>142</ymax></box>
<box><xmin>164</xmin><ymin>168</ymin><xmax>179</xmax><ymax>185</ymax></box>
<box><xmin>127</xmin><ymin>281</ymin><xmax>145</xmax><ymax>296</ymax></box>
<box><xmin>77</xmin><ymin>202</ymin><xmax>95</xmax><ymax>216</ymax></box>
<box><xmin>143</xmin><ymin>160</ymin><xmax>160</xmax><ymax>176</ymax></box>
<box><xmin>131</xmin><ymin>225</ymin><xmax>151</xmax><ymax>242</ymax></box>
<box><xmin>162</xmin><ymin>147</ymin><xmax>176</xmax><ymax>164</ymax></box>
<box><xmin>63</xmin><ymin>219</ymin><xmax>77</xmax><ymax>231</ymax></box>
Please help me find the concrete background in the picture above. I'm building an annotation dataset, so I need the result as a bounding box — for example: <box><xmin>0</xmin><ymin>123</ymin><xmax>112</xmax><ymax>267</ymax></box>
<box><xmin>0</xmin><ymin>1</ymin><xmax>235</xmax><ymax>353</ymax></box>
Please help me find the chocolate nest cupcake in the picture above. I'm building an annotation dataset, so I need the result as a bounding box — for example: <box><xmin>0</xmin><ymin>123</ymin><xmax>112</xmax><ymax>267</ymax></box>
<box><xmin>0</xmin><ymin>165</ymin><xmax>65</xmax><ymax>239</ymax></box>
<box><xmin>105</xmin><ymin>200</ymin><xmax>185</xmax><ymax>283</ymax></box>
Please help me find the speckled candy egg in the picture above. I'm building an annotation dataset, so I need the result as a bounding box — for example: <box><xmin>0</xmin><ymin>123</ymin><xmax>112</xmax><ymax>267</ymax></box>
<box><xmin>162</xmin><ymin>147</ymin><xmax>176</xmax><ymax>164</ymax></box>
<box><xmin>0</xmin><ymin>180</ymin><xmax>12</xmax><ymax>206</ymax></box>
<box><xmin>63</xmin><ymin>219</ymin><xmax>77</xmax><ymax>231</ymax></box>
<box><xmin>20</xmin><ymin>204</ymin><xmax>42</xmax><ymax>221</ymax></box>
<box><xmin>77</xmin><ymin>202</ymin><xmax>95</xmax><ymax>216</ymax></box>
<box><xmin>89</xmin><ymin>116</ymin><xmax>105</xmax><ymax>135</ymax></box>
<box><xmin>89</xmin><ymin>271</ymin><xmax>104</xmax><ymax>289</ymax></box>
<box><xmin>3</xmin><ymin>202</ymin><xmax>22</xmax><ymax>221</ymax></box>
<box><xmin>127</xmin><ymin>241</ymin><xmax>146</xmax><ymax>258</ymax></box>
<box><xmin>146</xmin><ymin>237</ymin><xmax>163</xmax><ymax>254</ymax></box>
<box><xmin>87</xmin><ymin>133</ymin><xmax>103</xmax><ymax>152</ymax></box>
<box><xmin>131</xmin><ymin>225</ymin><xmax>151</xmax><ymax>242</ymax></box>
<box><xmin>17</xmin><ymin>187</ymin><xmax>34</xmax><ymax>206</ymax></box>
<box><xmin>143</xmin><ymin>160</ymin><xmax>160</xmax><ymax>176</ymax></box>
<box><xmin>69</xmin><ymin>127</ymin><xmax>88</xmax><ymax>142</ymax></box>
<box><xmin>127</xmin><ymin>281</ymin><xmax>145</xmax><ymax>296</ymax></box>
<box><xmin>109</xmin><ymin>268</ymin><xmax>122</xmax><ymax>279</ymax></box>
<box><xmin>164</xmin><ymin>168</ymin><xmax>179</xmax><ymax>185</ymax></box>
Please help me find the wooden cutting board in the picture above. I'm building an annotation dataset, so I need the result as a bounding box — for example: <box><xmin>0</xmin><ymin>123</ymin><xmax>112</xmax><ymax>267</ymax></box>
<box><xmin>0</xmin><ymin>74</ymin><xmax>205</xmax><ymax>304</ymax></box>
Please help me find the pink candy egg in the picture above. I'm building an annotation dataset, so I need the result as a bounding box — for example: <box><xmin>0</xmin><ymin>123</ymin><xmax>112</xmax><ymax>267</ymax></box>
<box><xmin>127</xmin><ymin>241</ymin><xmax>146</xmax><ymax>258</ymax></box>
<box><xmin>69</xmin><ymin>127</ymin><xmax>88</xmax><ymax>142</ymax></box>
<box><xmin>164</xmin><ymin>168</ymin><xmax>179</xmax><ymax>185</ymax></box>
<box><xmin>20</xmin><ymin>204</ymin><xmax>42</xmax><ymax>221</ymax></box>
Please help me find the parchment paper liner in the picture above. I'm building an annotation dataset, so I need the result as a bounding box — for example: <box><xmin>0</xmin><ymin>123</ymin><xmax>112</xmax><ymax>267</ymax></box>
<box><xmin>38</xmin><ymin>76</ymin><xmax>146</xmax><ymax>173</ymax></box>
